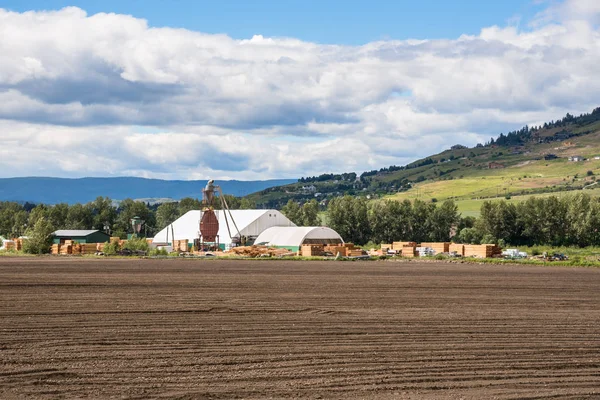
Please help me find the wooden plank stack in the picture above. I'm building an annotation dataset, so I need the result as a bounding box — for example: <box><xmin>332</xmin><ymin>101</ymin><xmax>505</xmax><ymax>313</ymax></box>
<box><xmin>348</xmin><ymin>248</ymin><xmax>367</xmax><ymax>257</ymax></box>
<box><xmin>15</xmin><ymin>238</ymin><xmax>24</xmax><ymax>251</ymax></box>
<box><xmin>449</xmin><ymin>243</ymin><xmax>465</xmax><ymax>256</ymax></box>
<box><xmin>173</xmin><ymin>239</ymin><xmax>189</xmax><ymax>252</ymax></box>
<box><xmin>80</xmin><ymin>244</ymin><xmax>98</xmax><ymax>255</ymax></box>
<box><xmin>402</xmin><ymin>245</ymin><xmax>417</xmax><ymax>257</ymax></box>
<box><xmin>229</xmin><ymin>245</ymin><xmax>294</xmax><ymax>258</ymax></box>
<box><xmin>51</xmin><ymin>244</ymin><xmax>60</xmax><ymax>255</ymax></box>
<box><xmin>380</xmin><ymin>244</ymin><xmax>392</xmax><ymax>252</ymax></box>
<box><xmin>324</xmin><ymin>245</ymin><xmax>347</xmax><ymax>256</ymax></box>
<box><xmin>301</xmin><ymin>244</ymin><xmax>325</xmax><ymax>257</ymax></box>
<box><xmin>464</xmin><ymin>244</ymin><xmax>499</xmax><ymax>258</ymax></box>
<box><xmin>59</xmin><ymin>244</ymin><xmax>72</xmax><ymax>255</ymax></box>
<box><xmin>393</xmin><ymin>241</ymin><xmax>417</xmax><ymax>250</ymax></box>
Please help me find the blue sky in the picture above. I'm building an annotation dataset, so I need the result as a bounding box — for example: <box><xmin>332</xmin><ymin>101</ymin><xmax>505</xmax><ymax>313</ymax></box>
<box><xmin>1</xmin><ymin>0</ymin><xmax>545</xmax><ymax>44</ymax></box>
<box><xmin>1</xmin><ymin>0</ymin><xmax>599</xmax><ymax>180</ymax></box>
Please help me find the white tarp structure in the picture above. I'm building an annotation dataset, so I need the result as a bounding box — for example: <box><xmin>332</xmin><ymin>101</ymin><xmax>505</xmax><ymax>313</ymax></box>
<box><xmin>254</xmin><ymin>226</ymin><xmax>344</xmax><ymax>249</ymax></box>
<box><xmin>152</xmin><ymin>209</ymin><xmax>296</xmax><ymax>245</ymax></box>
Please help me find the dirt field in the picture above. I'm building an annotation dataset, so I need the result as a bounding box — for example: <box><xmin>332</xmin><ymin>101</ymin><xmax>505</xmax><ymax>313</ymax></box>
<box><xmin>1</xmin><ymin>258</ymin><xmax>599</xmax><ymax>399</ymax></box>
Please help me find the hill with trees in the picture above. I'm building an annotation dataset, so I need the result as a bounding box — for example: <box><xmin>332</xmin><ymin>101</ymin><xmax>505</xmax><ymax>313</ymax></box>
<box><xmin>246</xmin><ymin>107</ymin><xmax>600</xmax><ymax>210</ymax></box>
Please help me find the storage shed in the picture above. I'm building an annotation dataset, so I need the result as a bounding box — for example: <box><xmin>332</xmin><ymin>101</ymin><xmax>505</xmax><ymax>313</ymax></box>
<box><xmin>52</xmin><ymin>230</ymin><xmax>110</xmax><ymax>245</ymax></box>
<box><xmin>254</xmin><ymin>226</ymin><xmax>344</xmax><ymax>252</ymax></box>
<box><xmin>152</xmin><ymin>209</ymin><xmax>296</xmax><ymax>249</ymax></box>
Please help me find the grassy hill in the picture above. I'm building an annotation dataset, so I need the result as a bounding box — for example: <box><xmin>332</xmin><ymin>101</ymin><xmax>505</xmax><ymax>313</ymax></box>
<box><xmin>247</xmin><ymin>107</ymin><xmax>600</xmax><ymax>212</ymax></box>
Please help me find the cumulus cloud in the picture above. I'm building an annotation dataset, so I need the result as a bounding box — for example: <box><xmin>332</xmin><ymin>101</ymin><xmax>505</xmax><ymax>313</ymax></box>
<box><xmin>0</xmin><ymin>2</ymin><xmax>599</xmax><ymax>180</ymax></box>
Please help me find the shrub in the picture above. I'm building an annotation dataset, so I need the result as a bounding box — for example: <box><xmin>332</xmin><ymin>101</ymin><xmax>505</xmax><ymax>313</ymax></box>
<box><xmin>149</xmin><ymin>248</ymin><xmax>168</xmax><ymax>256</ymax></box>
<box><xmin>122</xmin><ymin>237</ymin><xmax>149</xmax><ymax>252</ymax></box>
<box><xmin>103</xmin><ymin>240</ymin><xmax>121</xmax><ymax>256</ymax></box>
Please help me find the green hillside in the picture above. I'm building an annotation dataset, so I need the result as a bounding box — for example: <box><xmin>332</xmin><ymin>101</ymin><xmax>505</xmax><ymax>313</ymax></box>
<box><xmin>247</xmin><ymin>107</ymin><xmax>600</xmax><ymax>210</ymax></box>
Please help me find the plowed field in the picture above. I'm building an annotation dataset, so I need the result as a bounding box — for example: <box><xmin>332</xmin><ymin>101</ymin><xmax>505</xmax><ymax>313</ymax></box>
<box><xmin>1</xmin><ymin>258</ymin><xmax>599</xmax><ymax>399</ymax></box>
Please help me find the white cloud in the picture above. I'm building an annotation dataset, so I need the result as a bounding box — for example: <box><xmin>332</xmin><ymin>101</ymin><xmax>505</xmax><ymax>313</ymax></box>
<box><xmin>0</xmin><ymin>2</ymin><xmax>599</xmax><ymax>180</ymax></box>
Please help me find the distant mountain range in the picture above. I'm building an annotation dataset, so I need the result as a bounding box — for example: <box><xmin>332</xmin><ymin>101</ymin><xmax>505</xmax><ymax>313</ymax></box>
<box><xmin>0</xmin><ymin>177</ymin><xmax>296</xmax><ymax>205</ymax></box>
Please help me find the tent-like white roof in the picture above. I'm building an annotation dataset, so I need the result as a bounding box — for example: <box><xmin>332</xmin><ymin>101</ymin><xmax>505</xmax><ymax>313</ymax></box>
<box><xmin>153</xmin><ymin>209</ymin><xmax>296</xmax><ymax>244</ymax></box>
<box><xmin>254</xmin><ymin>226</ymin><xmax>344</xmax><ymax>247</ymax></box>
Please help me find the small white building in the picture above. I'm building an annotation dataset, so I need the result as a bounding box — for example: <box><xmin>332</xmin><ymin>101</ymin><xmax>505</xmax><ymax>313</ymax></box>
<box><xmin>152</xmin><ymin>209</ymin><xmax>295</xmax><ymax>249</ymax></box>
<box><xmin>569</xmin><ymin>155</ymin><xmax>584</xmax><ymax>162</ymax></box>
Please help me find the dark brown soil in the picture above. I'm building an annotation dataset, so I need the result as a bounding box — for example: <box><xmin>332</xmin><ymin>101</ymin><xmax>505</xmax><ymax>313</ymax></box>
<box><xmin>1</xmin><ymin>257</ymin><xmax>599</xmax><ymax>399</ymax></box>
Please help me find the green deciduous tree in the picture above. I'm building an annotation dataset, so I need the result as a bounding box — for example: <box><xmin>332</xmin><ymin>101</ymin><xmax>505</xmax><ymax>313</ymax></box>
<box><xmin>156</xmin><ymin>202</ymin><xmax>180</xmax><ymax>230</ymax></box>
<box><xmin>301</xmin><ymin>199</ymin><xmax>320</xmax><ymax>226</ymax></box>
<box><xmin>23</xmin><ymin>217</ymin><xmax>55</xmax><ymax>254</ymax></box>
<box><xmin>327</xmin><ymin>196</ymin><xmax>370</xmax><ymax>245</ymax></box>
<box><xmin>282</xmin><ymin>199</ymin><xmax>303</xmax><ymax>226</ymax></box>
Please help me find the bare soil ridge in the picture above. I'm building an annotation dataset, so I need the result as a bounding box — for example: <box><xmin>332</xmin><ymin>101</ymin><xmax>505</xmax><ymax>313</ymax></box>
<box><xmin>1</xmin><ymin>258</ymin><xmax>599</xmax><ymax>399</ymax></box>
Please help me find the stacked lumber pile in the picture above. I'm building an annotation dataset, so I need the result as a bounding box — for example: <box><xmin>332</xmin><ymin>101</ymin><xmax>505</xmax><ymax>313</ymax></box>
<box><xmin>402</xmin><ymin>245</ymin><xmax>417</xmax><ymax>257</ymax></box>
<box><xmin>15</xmin><ymin>238</ymin><xmax>24</xmax><ymax>251</ymax></box>
<box><xmin>96</xmin><ymin>243</ymin><xmax>105</xmax><ymax>252</ymax></box>
<box><xmin>173</xmin><ymin>239</ymin><xmax>189</xmax><ymax>252</ymax></box>
<box><xmin>301</xmin><ymin>244</ymin><xmax>325</xmax><ymax>257</ymax></box>
<box><xmin>348</xmin><ymin>248</ymin><xmax>367</xmax><ymax>257</ymax></box>
<box><xmin>380</xmin><ymin>244</ymin><xmax>392</xmax><ymax>252</ymax></box>
<box><xmin>392</xmin><ymin>241</ymin><xmax>417</xmax><ymax>250</ymax></box>
<box><xmin>421</xmin><ymin>242</ymin><xmax>450</xmax><ymax>254</ymax></box>
<box><xmin>59</xmin><ymin>244</ymin><xmax>72</xmax><ymax>255</ymax></box>
<box><xmin>324</xmin><ymin>245</ymin><xmax>347</xmax><ymax>256</ymax></box>
<box><xmin>51</xmin><ymin>244</ymin><xmax>60</xmax><ymax>255</ymax></box>
<box><xmin>3</xmin><ymin>241</ymin><xmax>16</xmax><ymax>251</ymax></box>
<box><xmin>228</xmin><ymin>245</ymin><xmax>292</xmax><ymax>258</ymax></box>
<box><xmin>464</xmin><ymin>244</ymin><xmax>500</xmax><ymax>258</ymax></box>
<box><xmin>80</xmin><ymin>243</ymin><xmax>98</xmax><ymax>255</ymax></box>
<box><xmin>449</xmin><ymin>243</ymin><xmax>465</xmax><ymax>256</ymax></box>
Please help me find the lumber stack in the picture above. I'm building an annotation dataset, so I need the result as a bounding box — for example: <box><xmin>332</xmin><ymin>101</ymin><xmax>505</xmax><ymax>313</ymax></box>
<box><xmin>228</xmin><ymin>245</ymin><xmax>292</xmax><ymax>258</ymax></box>
<box><xmin>15</xmin><ymin>238</ymin><xmax>24</xmax><ymax>251</ymax></box>
<box><xmin>421</xmin><ymin>242</ymin><xmax>450</xmax><ymax>254</ymax></box>
<box><xmin>4</xmin><ymin>241</ymin><xmax>16</xmax><ymax>251</ymax></box>
<box><xmin>301</xmin><ymin>244</ymin><xmax>325</xmax><ymax>257</ymax></box>
<box><xmin>449</xmin><ymin>243</ymin><xmax>465</xmax><ymax>256</ymax></box>
<box><xmin>51</xmin><ymin>244</ymin><xmax>60</xmax><ymax>255</ymax></box>
<box><xmin>173</xmin><ymin>239</ymin><xmax>189</xmax><ymax>252</ymax></box>
<box><xmin>324</xmin><ymin>245</ymin><xmax>347</xmax><ymax>256</ymax></box>
<box><xmin>402</xmin><ymin>245</ymin><xmax>417</xmax><ymax>257</ymax></box>
<box><xmin>464</xmin><ymin>244</ymin><xmax>498</xmax><ymax>258</ymax></box>
<box><xmin>393</xmin><ymin>241</ymin><xmax>417</xmax><ymax>250</ymax></box>
<box><xmin>348</xmin><ymin>249</ymin><xmax>367</xmax><ymax>257</ymax></box>
<box><xmin>59</xmin><ymin>244</ymin><xmax>72</xmax><ymax>255</ymax></box>
<box><xmin>80</xmin><ymin>243</ymin><xmax>98</xmax><ymax>255</ymax></box>
<box><xmin>380</xmin><ymin>244</ymin><xmax>392</xmax><ymax>252</ymax></box>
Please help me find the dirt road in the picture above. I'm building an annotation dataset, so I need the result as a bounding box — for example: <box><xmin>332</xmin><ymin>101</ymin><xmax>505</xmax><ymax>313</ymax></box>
<box><xmin>1</xmin><ymin>258</ymin><xmax>599</xmax><ymax>399</ymax></box>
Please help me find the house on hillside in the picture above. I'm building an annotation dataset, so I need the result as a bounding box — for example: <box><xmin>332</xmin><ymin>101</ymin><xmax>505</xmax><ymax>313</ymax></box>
<box><xmin>569</xmin><ymin>155</ymin><xmax>584</xmax><ymax>162</ymax></box>
<box><xmin>301</xmin><ymin>185</ymin><xmax>317</xmax><ymax>194</ymax></box>
<box><xmin>488</xmin><ymin>162</ymin><xmax>505</xmax><ymax>169</ymax></box>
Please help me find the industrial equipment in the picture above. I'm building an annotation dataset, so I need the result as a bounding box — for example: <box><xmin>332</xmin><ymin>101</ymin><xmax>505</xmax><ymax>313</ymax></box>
<box><xmin>197</xmin><ymin>180</ymin><xmax>241</xmax><ymax>251</ymax></box>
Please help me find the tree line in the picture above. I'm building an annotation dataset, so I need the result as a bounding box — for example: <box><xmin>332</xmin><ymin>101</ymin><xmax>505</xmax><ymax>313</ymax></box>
<box><xmin>460</xmin><ymin>193</ymin><xmax>600</xmax><ymax>247</ymax></box>
<box><xmin>324</xmin><ymin>196</ymin><xmax>461</xmax><ymax>245</ymax></box>
<box><xmin>0</xmin><ymin>195</ymin><xmax>257</xmax><ymax>241</ymax></box>
<box><xmin>293</xmin><ymin>193</ymin><xmax>600</xmax><ymax>248</ymax></box>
